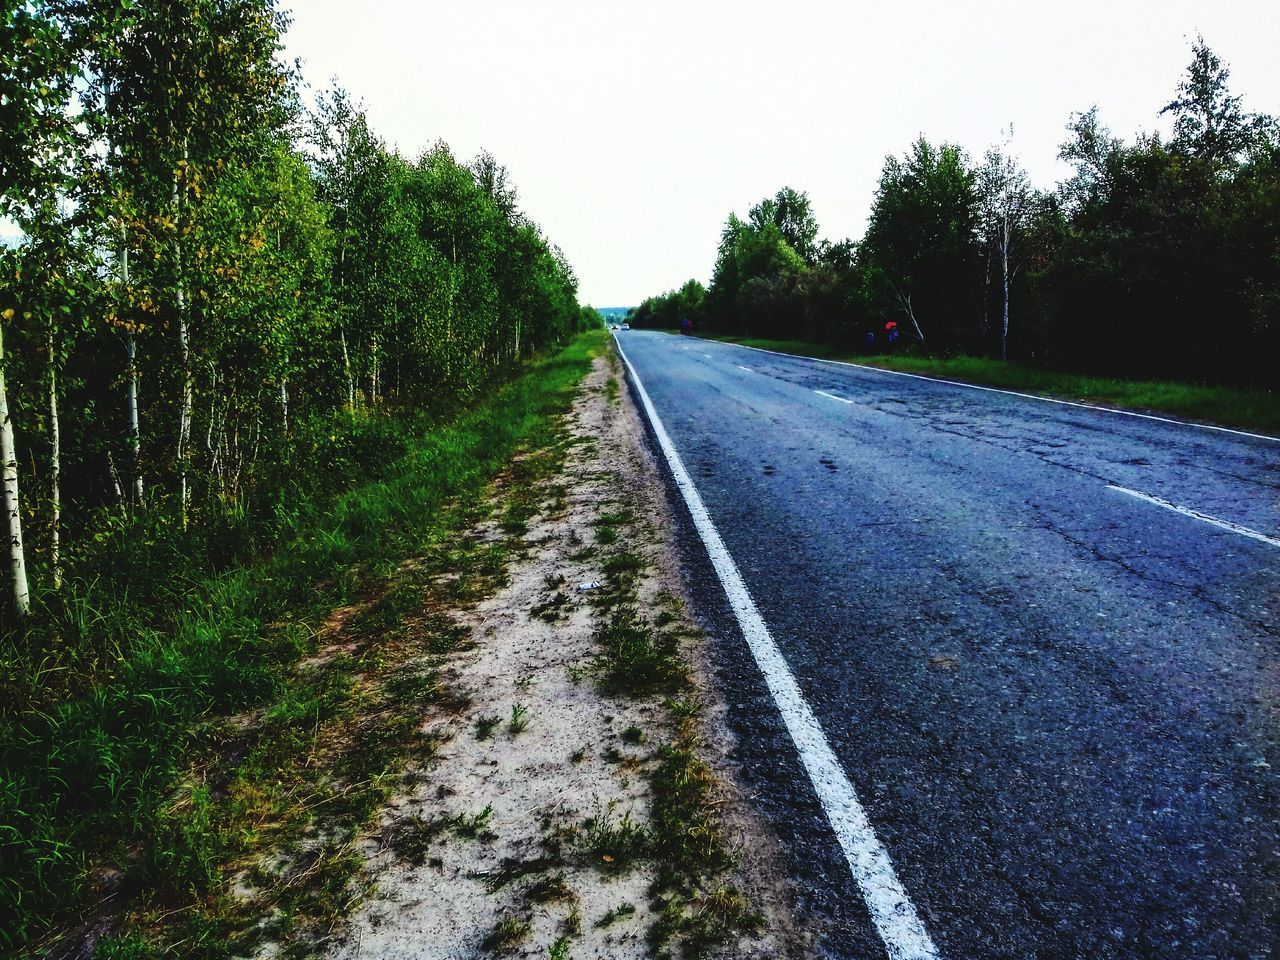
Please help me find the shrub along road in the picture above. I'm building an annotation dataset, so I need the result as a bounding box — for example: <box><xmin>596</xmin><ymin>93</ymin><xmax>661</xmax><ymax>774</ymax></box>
<box><xmin>615</xmin><ymin>329</ymin><xmax>1279</xmax><ymax>960</ymax></box>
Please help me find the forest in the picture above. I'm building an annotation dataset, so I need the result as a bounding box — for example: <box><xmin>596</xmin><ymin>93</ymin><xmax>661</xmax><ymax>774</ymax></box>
<box><xmin>1</xmin><ymin>0</ymin><xmax>595</xmax><ymax>949</ymax></box>
<box><xmin>629</xmin><ymin>40</ymin><xmax>1280</xmax><ymax>392</ymax></box>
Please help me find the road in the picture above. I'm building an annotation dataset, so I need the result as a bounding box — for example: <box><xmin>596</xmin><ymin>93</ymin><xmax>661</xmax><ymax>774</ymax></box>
<box><xmin>614</xmin><ymin>330</ymin><xmax>1279</xmax><ymax>960</ymax></box>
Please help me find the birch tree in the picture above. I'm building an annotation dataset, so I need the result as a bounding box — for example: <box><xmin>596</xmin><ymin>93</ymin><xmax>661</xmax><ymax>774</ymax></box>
<box><xmin>978</xmin><ymin>134</ymin><xmax>1034</xmax><ymax>360</ymax></box>
<box><xmin>0</xmin><ymin>0</ymin><xmax>78</xmax><ymax>616</ymax></box>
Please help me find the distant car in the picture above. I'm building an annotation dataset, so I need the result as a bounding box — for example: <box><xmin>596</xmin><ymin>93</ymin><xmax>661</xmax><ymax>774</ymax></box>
<box><xmin>609</xmin><ymin>323</ymin><xmax>619</xmax><ymax>330</ymax></box>
<box><xmin>620</xmin><ymin>323</ymin><xmax>630</xmax><ymax>330</ymax></box>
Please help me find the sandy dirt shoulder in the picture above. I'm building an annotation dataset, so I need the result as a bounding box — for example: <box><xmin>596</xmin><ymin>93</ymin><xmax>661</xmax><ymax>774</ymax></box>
<box><xmin>327</xmin><ymin>350</ymin><xmax>811</xmax><ymax>959</ymax></box>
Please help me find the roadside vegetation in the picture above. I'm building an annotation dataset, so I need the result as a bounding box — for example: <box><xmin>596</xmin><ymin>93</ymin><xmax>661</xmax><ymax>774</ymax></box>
<box><xmin>697</xmin><ymin>333</ymin><xmax>1280</xmax><ymax>434</ymax></box>
<box><xmin>4</xmin><ymin>330</ymin><xmax>603</xmax><ymax>956</ymax></box>
<box><xmin>305</xmin><ymin>353</ymin><xmax>777</xmax><ymax>960</ymax></box>
<box><xmin>629</xmin><ymin>39</ymin><xmax>1280</xmax><ymax>399</ymax></box>
<box><xmin>584</xmin><ymin>511</ymin><xmax>766</xmax><ymax>956</ymax></box>
<box><xmin>0</xmin><ymin>1</ymin><xmax>605</xmax><ymax>951</ymax></box>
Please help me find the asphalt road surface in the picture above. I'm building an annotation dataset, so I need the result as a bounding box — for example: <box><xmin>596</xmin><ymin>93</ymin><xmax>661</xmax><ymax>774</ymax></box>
<box><xmin>614</xmin><ymin>330</ymin><xmax>1279</xmax><ymax>960</ymax></box>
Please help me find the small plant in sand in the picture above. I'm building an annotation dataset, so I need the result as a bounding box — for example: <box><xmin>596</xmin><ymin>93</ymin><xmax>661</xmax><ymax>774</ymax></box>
<box><xmin>527</xmin><ymin>871</ymin><xmax>574</xmax><ymax>903</ymax></box>
<box><xmin>508</xmin><ymin>702</ymin><xmax>531</xmax><ymax>735</ymax></box>
<box><xmin>649</xmin><ymin>886</ymin><xmax>765</xmax><ymax>958</ymax></box>
<box><xmin>483</xmin><ymin>912</ymin><xmax>532</xmax><ymax>953</ymax></box>
<box><xmin>563</xmin><ymin>903</ymin><xmax>583</xmax><ymax>935</ymax></box>
<box><xmin>451</xmin><ymin>805</ymin><xmax>495</xmax><ymax>840</ymax></box>
<box><xmin>583</xmin><ymin>806</ymin><xmax>651</xmax><ymax>868</ymax></box>
<box><xmin>595</xmin><ymin>901</ymin><xmax>637</xmax><ymax>928</ymax></box>
<box><xmin>475</xmin><ymin>715</ymin><xmax>501</xmax><ymax>740</ymax></box>
<box><xmin>595</xmin><ymin>609</ymin><xmax>685</xmax><ymax>695</ymax></box>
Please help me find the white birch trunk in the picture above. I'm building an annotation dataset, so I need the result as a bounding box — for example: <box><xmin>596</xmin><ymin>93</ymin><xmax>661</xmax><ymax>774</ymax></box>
<box><xmin>107</xmin><ymin>450</ymin><xmax>124</xmax><ymax>506</ymax></box>
<box><xmin>1001</xmin><ymin>212</ymin><xmax>1012</xmax><ymax>362</ymax></box>
<box><xmin>0</xmin><ymin>323</ymin><xmax>31</xmax><ymax>619</ymax></box>
<box><xmin>981</xmin><ymin>244</ymin><xmax>992</xmax><ymax>340</ymax></box>
<box><xmin>123</xmin><ymin>243</ymin><xmax>143</xmax><ymax>504</ymax></box>
<box><xmin>280</xmin><ymin>379</ymin><xmax>289</xmax><ymax>434</ymax></box>
<box><xmin>338</xmin><ymin>244</ymin><xmax>354</xmax><ymax>411</ymax></box>
<box><xmin>340</xmin><ymin>325</ymin><xmax>354</xmax><ymax>412</ymax></box>
<box><xmin>173</xmin><ymin>139</ymin><xmax>192</xmax><ymax>525</ymax></box>
<box><xmin>48</xmin><ymin>329</ymin><xmax>61</xmax><ymax>590</ymax></box>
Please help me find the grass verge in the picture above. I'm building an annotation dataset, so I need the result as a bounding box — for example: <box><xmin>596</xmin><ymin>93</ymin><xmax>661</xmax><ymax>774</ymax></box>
<box><xmin>587</xmin><ymin>471</ymin><xmax>764</xmax><ymax>957</ymax></box>
<box><xmin>683</xmin><ymin>332</ymin><xmax>1280</xmax><ymax>435</ymax></box>
<box><xmin>1</xmin><ymin>330</ymin><xmax>604</xmax><ymax>956</ymax></box>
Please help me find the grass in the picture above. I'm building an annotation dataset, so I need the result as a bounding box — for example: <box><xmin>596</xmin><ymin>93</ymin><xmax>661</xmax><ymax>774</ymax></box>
<box><xmin>692</xmin><ymin>332</ymin><xmax>1280</xmax><ymax>435</ymax></box>
<box><xmin>595</xmin><ymin>608</ymin><xmax>685</xmax><ymax>695</ymax></box>
<box><xmin>595</xmin><ymin>901</ymin><xmax>637</xmax><ymax>928</ymax></box>
<box><xmin>508</xmin><ymin>702</ymin><xmax>531</xmax><ymax>735</ymax></box>
<box><xmin>579</xmin><ymin>441</ymin><xmax>764</xmax><ymax>958</ymax></box>
<box><xmin>475</xmin><ymin>714</ymin><xmax>502</xmax><ymax>740</ymax></box>
<box><xmin>0</xmin><ymin>329</ymin><xmax>605</xmax><ymax>956</ymax></box>
<box><xmin>482</xmin><ymin>912</ymin><xmax>532</xmax><ymax>953</ymax></box>
<box><xmin>582</xmin><ymin>806</ymin><xmax>652</xmax><ymax>868</ymax></box>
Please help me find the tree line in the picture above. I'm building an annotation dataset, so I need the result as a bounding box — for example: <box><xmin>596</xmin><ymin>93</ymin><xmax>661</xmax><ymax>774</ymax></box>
<box><xmin>0</xmin><ymin>0</ymin><xmax>592</xmax><ymax>624</ymax></box>
<box><xmin>630</xmin><ymin>39</ymin><xmax>1279</xmax><ymax>390</ymax></box>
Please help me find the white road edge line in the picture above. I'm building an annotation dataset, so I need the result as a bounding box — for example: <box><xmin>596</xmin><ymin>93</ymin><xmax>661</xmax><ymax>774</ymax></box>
<box><xmin>614</xmin><ymin>335</ymin><xmax>940</xmax><ymax>960</ymax></box>
<box><xmin>815</xmin><ymin>389</ymin><xmax>855</xmax><ymax>405</ymax></box>
<box><xmin>1106</xmin><ymin>485</ymin><xmax>1280</xmax><ymax>548</ymax></box>
<box><xmin>706</xmin><ymin>338</ymin><xmax>1279</xmax><ymax>444</ymax></box>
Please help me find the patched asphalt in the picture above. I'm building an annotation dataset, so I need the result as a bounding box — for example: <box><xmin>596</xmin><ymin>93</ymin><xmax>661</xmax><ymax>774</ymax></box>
<box><xmin>616</xmin><ymin>330</ymin><xmax>1279</xmax><ymax>960</ymax></box>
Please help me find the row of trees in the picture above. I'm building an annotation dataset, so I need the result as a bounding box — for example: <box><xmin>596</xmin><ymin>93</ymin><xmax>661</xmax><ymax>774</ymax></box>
<box><xmin>0</xmin><ymin>0</ymin><xmax>589</xmax><ymax>623</ymax></box>
<box><xmin>630</xmin><ymin>40</ymin><xmax>1279</xmax><ymax>389</ymax></box>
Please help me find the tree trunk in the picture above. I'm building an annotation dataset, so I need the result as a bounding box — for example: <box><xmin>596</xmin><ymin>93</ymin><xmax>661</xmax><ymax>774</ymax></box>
<box><xmin>981</xmin><ymin>244</ymin><xmax>992</xmax><ymax>341</ymax></box>
<box><xmin>1000</xmin><ymin>214</ymin><xmax>1011</xmax><ymax>362</ymax></box>
<box><xmin>340</xmin><ymin>325</ymin><xmax>354</xmax><ymax>412</ymax></box>
<box><xmin>48</xmin><ymin>328</ymin><xmax>61</xmax><ymax>590</ymax></box>
<box><xmin>173</xmin><ymin>138</ymin><xmax>192</xmax><ymax>526</ymax></box>
<box><xmin>0</xmin><ymin>323</ymin><xmax>31</xmax><ymax>619</ymax></box>
<box><xmin>893</xmin><ymin>286</ymin><xmax>929</xmax><ymax>353</ymax></box>
<box><xmin>279</xmin><ymin>378</ymin><xmax>289</xmax><ymax>434</ymax></box>
<box><xmin>107</xmin><ymin>450</ymin><xmax>124</xmax><ymax>506</ymax></box>
<box><xmin>338</xmin><ymin>244</ymin><xmax>354</xmax><ymax>411</ymax></box>
<box><xmin>122</xmin><ymin>232</ymin><xmax>143</xmax><ymax>504</ymax></box>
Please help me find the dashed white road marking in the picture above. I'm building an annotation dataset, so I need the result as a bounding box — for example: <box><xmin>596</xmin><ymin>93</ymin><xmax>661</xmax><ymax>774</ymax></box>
<box><xmin>1107</xmin><ymin>485</ymin><xmax>1280</xmax><ymax>548</ymax></box>
<box><xmin>736</xmin><ymin>365</ymin><xmax>753</xmax><ymax>373</ymax></box>
<box><xmin>702</xmin><ymin>353</ymin><xmax>714</xmax><ymax>359</ymax></box>
<box><xmin>615</xmin><ymin>334</ymin><xmax>940</xmax><ymax>960</ymax></box>
<box><xmin>816</xmin><ymin>389</ymin><xmax>855</xmax><ymax>405</ymax></box>
<box><xmin>708</xmin><ymin>338</ymin><xmax>1279</xmax><ymax>444</ymax></box>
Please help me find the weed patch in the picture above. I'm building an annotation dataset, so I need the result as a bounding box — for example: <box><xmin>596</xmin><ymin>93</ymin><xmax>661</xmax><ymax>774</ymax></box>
<box><xmin>582</xmin><ymin>806</ymin><xmax>652</xmax><ymax>869</ymax></box>
<box><xmin>483</xmin><ymin>912</ymin><xmax>532</xmax><ymax>954</ymax></box>
<box><xmin>596</xmin><ymin>610</ymin><xmax>685</xmax><ymax>695</ymax></box>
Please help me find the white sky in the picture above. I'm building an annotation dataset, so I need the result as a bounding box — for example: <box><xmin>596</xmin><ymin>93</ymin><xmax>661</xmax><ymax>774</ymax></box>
<box><xmin>282</xmin><ymin>0</ymin><xmax>1280</xmax><ymax>307</ymax></box>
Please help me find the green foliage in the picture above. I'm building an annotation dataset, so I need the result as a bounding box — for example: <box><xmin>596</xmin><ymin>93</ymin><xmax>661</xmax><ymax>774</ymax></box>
<box><xmin>628</xmin><ymin>278</ymin><xmax>705</xmax><ymax>331</ymax></box>
<box><xmin>582</xmin><ymin>806</ymin><xmax>652</xmax><ymax>868</ymax></box>
<box><xmin>635</xmin><ymin>39</ymin><xmax>1280</xmax><ymax>391</ymax></box>
<box><xmin>0</xmin><ymin>323</ymin><xmax>601</xmax><ymax>949</ymax></box>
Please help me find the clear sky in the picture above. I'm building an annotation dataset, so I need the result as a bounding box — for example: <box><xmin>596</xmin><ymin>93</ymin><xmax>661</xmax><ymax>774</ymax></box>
<box><xmin>281</xmin><ymin>0</ymin><xmax>1280</xmax><ymax>307</ymax></box>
